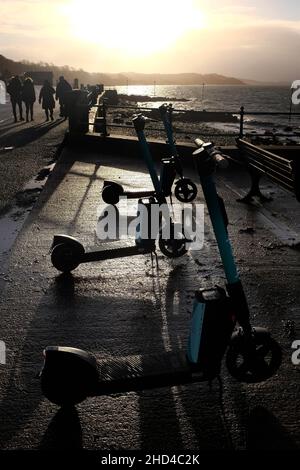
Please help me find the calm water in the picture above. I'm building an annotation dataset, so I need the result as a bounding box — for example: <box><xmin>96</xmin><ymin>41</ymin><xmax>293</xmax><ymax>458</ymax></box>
<box><xmin>115</xmin><ymin>84</ymin><xmax>300</xmax><ymax>135</ymax></box>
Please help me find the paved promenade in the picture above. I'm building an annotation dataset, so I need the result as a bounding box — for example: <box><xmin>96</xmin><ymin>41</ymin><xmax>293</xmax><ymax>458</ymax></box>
<box><xmin>0</xmin><ymin>138</ymin><xmax>299</xmax><ymax>450</ymax></box>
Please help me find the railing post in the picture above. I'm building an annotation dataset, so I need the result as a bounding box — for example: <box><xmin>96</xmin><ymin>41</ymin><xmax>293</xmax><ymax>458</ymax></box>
<box><xmin>239</xmin><ymin>106</ymin><xmax>244</xmax><ymax>139</ymax></box>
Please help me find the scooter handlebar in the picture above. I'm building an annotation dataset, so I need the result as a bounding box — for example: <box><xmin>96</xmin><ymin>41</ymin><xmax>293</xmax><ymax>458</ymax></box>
<box><xmin>193</xmin><ymin>138</ymin><xmax>229</xmax><ymax>169</ymax></box>
<box><xmin>194</xmin><ymin>138</ymin><xmax>205</xmax><ymax>148</ymax></box>
<box><xmin>159</xmin><ymin>103</ymin><xmax>168</xmax><ymax>116</ymax></box>
<box><xmin>132</xmin><ymin>113</ymin><xmax>159</xmax><ymax>131</ymax></box>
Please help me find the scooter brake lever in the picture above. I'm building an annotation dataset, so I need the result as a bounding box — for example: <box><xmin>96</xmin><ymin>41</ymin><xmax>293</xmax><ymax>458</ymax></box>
<box><xmin>132</xmin><ymin>114</ymin><xmax>157</xmax><ymax>123</ymax></box>
<box><xmin>192</xmin><ymin>146</ymin><xmax>206</xmax><ymax>156</ymax></box>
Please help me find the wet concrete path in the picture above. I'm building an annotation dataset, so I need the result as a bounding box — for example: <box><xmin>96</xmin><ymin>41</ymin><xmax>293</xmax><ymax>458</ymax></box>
<box><xmin>0</xmin><ymin>142</ymin><xmax>299</xmax><ymax>450</ymax></box>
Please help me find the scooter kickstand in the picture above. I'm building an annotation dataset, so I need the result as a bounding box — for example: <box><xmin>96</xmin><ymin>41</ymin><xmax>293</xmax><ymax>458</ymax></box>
<box><xmin>150</xmin><ymin>250</ymin><xmax>159</xmax><ymax>270</ymax></box>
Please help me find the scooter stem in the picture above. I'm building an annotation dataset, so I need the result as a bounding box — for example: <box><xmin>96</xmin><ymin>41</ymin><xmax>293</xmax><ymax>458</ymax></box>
<box><xmin>201</xmin><ymin>174</ymin><xmax>239</xmax><ymax>284</ymax></box>
<box><xmin>200</xmin><ymin>173</ymin><xmax>251</xmax><ymax>334</ymax></box>
<box><xmin>135</xmin><ymin>129</ymin><xmax>164</xmax><ymax>200</ymax></box>
<box><xmin>160</xmin><ymin>105</ymin><xmax>178</xmax><ymax>158</ymax></box>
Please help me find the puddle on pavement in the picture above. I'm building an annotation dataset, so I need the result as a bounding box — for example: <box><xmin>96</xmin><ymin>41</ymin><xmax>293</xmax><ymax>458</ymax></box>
<box><xmin>0</xmin><ymin>146</ymin><xmax>14</xmax><ymax>154</ymax></box>
<box><xmin>0</xmin><ymin>207</ymin><xmax>30</xmax><ymax>254</ymax></box>
<box><xmin>0</xmin><ymin>162</ymin><xmax>56</xmax><ymax>286</ymax></box>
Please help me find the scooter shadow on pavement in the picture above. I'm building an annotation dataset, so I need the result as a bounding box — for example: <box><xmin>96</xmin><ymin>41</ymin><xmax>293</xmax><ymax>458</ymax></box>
<box><xmin>136</xmin><ymin>263</ymin><xmax>232</xmax><ymax>450</ymax></box>
<box><xmin>247</xmin><ymin>406</ymin><xmax>298</xmax><ymax>450</ymax></box>
<box><xmin>40</xmin><ymin>266</ymin><xmax>232</xmax><ymax>450</ymax></box>
<box><xmin>39</xmin><ymin>405</ymin><xmax>82</xmax><ymax>450</ymax></box>
<box><xmin>0</xmin><ymin>268</ymin><xmax>171</xmax><ymax>448</ymax></box>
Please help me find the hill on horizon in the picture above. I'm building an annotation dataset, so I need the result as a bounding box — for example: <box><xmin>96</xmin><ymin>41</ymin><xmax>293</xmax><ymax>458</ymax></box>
<box><xmin>0</xmin><ymin>54</ymin><xmax>245</xmax><ymax>86</ymax></box>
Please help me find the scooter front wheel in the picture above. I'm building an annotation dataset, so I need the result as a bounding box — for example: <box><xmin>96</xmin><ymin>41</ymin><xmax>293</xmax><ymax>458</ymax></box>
<box><xmin>174</xmin><ymin>179</ymin><xmax>197</xmax><ymax>203</ymax></box>
<box><xmin>51</xmin><ymin>243</ymin><xmax>83</xmax><ymax>273</ymax></box>
<box><xmin>226</xmin><ymin>327</ymin><xmax>282</xmax><ymax>383</ymax></box>
<box><xmin>158</xmin><ymin>231</ymin><xmax>187</xmax><ymax>258</ymax></box>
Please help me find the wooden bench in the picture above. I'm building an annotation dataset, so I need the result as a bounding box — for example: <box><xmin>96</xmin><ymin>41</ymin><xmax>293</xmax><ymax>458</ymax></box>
<box><xmin>235</xmin><ymin>138</ymin><xmax>300</xmax><ymax>203</ymax></box>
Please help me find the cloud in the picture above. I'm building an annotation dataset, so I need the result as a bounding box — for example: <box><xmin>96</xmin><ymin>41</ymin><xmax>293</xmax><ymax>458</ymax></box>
<box><xmin>1</xmin><ymin>0</ymin><xmax>300</xmax><ymax>81</ymax></box>
<box><xmin>158</xmin><ymin>22</ymin><xmax>300</xmax><ymax>81</ymax></box>
<box><xmin>0</xmin><ymin>0</ymin><xmax>68</xmax><ymax>36</ymax></box>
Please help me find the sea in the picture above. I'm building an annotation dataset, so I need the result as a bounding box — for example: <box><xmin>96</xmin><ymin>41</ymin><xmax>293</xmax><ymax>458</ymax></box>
<box><xmin>115</xmin><ymin>84</ymin><xmax>300</xmax><ymax>139</ymax></box>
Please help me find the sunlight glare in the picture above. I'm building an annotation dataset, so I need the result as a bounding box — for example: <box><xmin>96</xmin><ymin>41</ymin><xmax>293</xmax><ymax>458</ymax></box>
<box><xmin>62</xmin><ymin>0</ymin><xmax>206</xmax><ymax>55</ymax></box>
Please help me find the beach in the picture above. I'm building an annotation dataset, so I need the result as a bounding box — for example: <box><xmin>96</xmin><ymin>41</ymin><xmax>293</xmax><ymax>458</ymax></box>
<box><xmin>103</xmin><ymin>85</ymin><xmax>300</xmax><ymax>146</ymax></box>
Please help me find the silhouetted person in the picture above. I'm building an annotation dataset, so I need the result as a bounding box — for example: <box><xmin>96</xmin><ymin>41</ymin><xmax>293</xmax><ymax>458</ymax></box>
<box><xmin>7</xmin><ymin>75</ymin><xmax>24</xmax><ymax>122</ymax></box>
<box><xmin>39</xmin><ymin>80</ymin><xmax>55</xmax><ymax>121</ymax></box>
<box><xmin>55</xmin><ymin>76</ymin><xmax>72</xmax><ymax>118</ymax></box>
<box><xmin>22</xmin><ymin>76</ymin><xmax>36</xmax><ymax>122</ymax></box>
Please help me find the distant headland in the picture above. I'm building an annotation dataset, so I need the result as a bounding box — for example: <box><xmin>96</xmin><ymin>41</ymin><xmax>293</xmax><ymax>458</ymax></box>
<box><xmin>0</xmin><ymin>54</ymin><xmax>245</xmax><ymax>86</ymax></box>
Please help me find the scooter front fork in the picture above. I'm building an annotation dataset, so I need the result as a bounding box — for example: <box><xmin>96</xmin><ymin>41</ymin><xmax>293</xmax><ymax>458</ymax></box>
<box><xmin>226</xmin><ymin>280</ymin><xmax>252</xmax><ymax>337</ymax></box>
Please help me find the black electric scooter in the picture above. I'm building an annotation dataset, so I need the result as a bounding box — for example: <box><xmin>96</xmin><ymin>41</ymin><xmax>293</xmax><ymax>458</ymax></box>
<box><xmin>50</xmin><ymin>198</ymin><xmax>156</xmax><ymax>273</ymax></box>
<box><xmin>50</xmin><ymin>115</ymin><xmax>188</xmax><ymax>273</ymax></box>
<box><xmin>133</xmin><ymin>113</ymin><xmax>190</xmax><ymax>257</ymax></box>
<box><xmin>101</xmin><ymin>114</ymin><xmax>177</xmax><ymax>205</ymax></box>
<box><xmin>40</xmin><ymin>139</ymin><xmax>281</xmax><ymax>406</ymax></box>
<box><xmin>102</xmin><ymin>106</ymin><xmax>197</xmax><ymax>205</ymax></box>
<box><xmin>101</xmin><ymin>159</ymin><xmax>176</xmax><ymax>205</ymax></box>
<box><xmin>159</xmin><ymin>103</ymin><xmax>197</xmax><ymax>203</ymax></box>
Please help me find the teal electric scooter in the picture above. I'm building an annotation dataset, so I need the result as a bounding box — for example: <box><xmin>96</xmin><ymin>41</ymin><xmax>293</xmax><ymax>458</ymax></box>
<box><xmin>101</xmin><ymin>113</ymin><xmax>177</xmax><ymax>205</ymax></box>
<box><xmin>102</xmin><ymin>106</ymin><xmax>197</xmax><ymax>205</ymax></box>
<box><xmin>159</xmin><ymin>103</ymin><xmax>197</xmax><ymax>202</ymax></box>
<box><xmin>40</xmin><ymin>138</ymin><xmax>281</xmax><ymax>406</ymax></box>
<box><xmin>50</xmin><ymin>115</ymin><xmax>188</xmax><ymax>273</ymax></box>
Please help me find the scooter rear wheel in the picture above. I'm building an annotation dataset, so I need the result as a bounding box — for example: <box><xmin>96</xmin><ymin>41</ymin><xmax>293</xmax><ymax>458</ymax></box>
<box><xmin>102</xmin><ymin>184</ymin><xmax>123</xmax><ymax>205</ymax></box>
<box><xmin>51</xmin><ymin>243</ymin><xmax>83</xmax><ymax>273</ymax></box>
<box><xmin>41</xmin><ymin>347</ymin><xmax>99</xmax><ymax>406</ymax></box>
<box><xmin>226</xmin><ymin>328</ymin><xmax>282</xmax><ymax>383</ymax></box>
<box><xmin>174</xmin><ymin>179</ymin><xmax>197</xmax><ymax>203</ymax></box>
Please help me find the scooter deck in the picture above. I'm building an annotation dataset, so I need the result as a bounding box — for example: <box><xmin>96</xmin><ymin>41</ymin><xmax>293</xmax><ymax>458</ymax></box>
<box><xmin>95</xmin><ymin>351</ymin><xmax>206</xmax><ymax>395</ymax></box>
<box><xmin>83</xmin><ymin>243</ymin><xmax>156</xmax><ymax>263</ymax></box>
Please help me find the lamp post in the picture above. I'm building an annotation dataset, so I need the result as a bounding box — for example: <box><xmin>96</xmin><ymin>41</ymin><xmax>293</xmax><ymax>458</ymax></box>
<box><xmin>201</xmin><ymin>82</ymin><xmax>205</xmax><ymax>101</ymax></box>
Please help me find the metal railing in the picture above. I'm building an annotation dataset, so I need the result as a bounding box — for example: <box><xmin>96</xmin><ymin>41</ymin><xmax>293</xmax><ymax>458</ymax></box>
<box><xmin>84</xmin><ymin>100</ymin><xmax>300</xmax><ymax>140</ymax></box>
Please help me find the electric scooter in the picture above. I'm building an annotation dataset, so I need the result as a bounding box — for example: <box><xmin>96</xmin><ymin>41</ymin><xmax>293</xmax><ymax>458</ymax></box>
<box><xmin>102</xmin><ymin>107</ymin><xmax>197</xmax><ymax>205</ymax></box>
<box><xmin>50</xmin><ymin>198</ymin><xmax>156</xmax><ymax>273</ymax></box>
<box><xmin>50</xmin><ymin>115</ymin><xmax>188</xmax><ymax>273</ymax></box>
<box><xmin>101</xmin><ymin>114</ymin><xmax>177</xmax><ymax>205</ymax></box>
<box><xmin>159</xmin><ymin>103</ymin><xmax>197</xmax><ymax>203</ymax></box>
<box><xmin>40</xmin><ymin>139</ymin><xmax>281</xmax><ymax>406</ymax></box>
<box><xmin>101</xmin><ymin>158</ymin><xmax>176</xmax><ymax>205</ymax></box>
<box><xmin>133</xmin><ymin>114</ymin><xmax>189</xmax><ymax>257</ymax></box>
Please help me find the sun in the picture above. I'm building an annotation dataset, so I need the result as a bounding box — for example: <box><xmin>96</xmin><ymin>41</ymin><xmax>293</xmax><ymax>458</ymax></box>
<box><xmin>60</xmin><ymin>0</ymin><xmax>206</xmax><ymax>56</ymax></box>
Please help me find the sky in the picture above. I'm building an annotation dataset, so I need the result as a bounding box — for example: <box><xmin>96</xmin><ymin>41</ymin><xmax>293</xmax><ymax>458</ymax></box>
<box><xmin>1</xmin><ymin>0</ymin><xmax>300</xmax><ymax>81</ymax></box>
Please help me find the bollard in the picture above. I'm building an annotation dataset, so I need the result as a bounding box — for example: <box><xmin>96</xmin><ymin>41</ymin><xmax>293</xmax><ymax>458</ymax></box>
<box><xmin>68</xmin><ymin>89</ymin><xmax>89</xmax><ymax>134</ymax></box>
<box><xmin>94</xmin><ymin>98</ymin><xmax>109</xmax><ymax>136</ymax></box>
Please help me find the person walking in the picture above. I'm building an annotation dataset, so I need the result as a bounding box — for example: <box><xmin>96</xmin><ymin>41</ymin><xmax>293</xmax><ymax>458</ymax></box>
<box><xmin>39</xmin><ymin>80</ymin><xmax>55</xmax><ymax>121</ymax></box>
<box><xmin>7</xmin><ymin>75</ymin><xmax>24</xmax><ymax>122</ymax></box>
<box><xmin>55</xmin><ymin>76</ymin><xmax>72</xmax><ymax>118</ymax></box>
<box><xmin>22</xmin><ymin>76</ymin><xmax>36</xmax><ymax>122</ymax></box>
